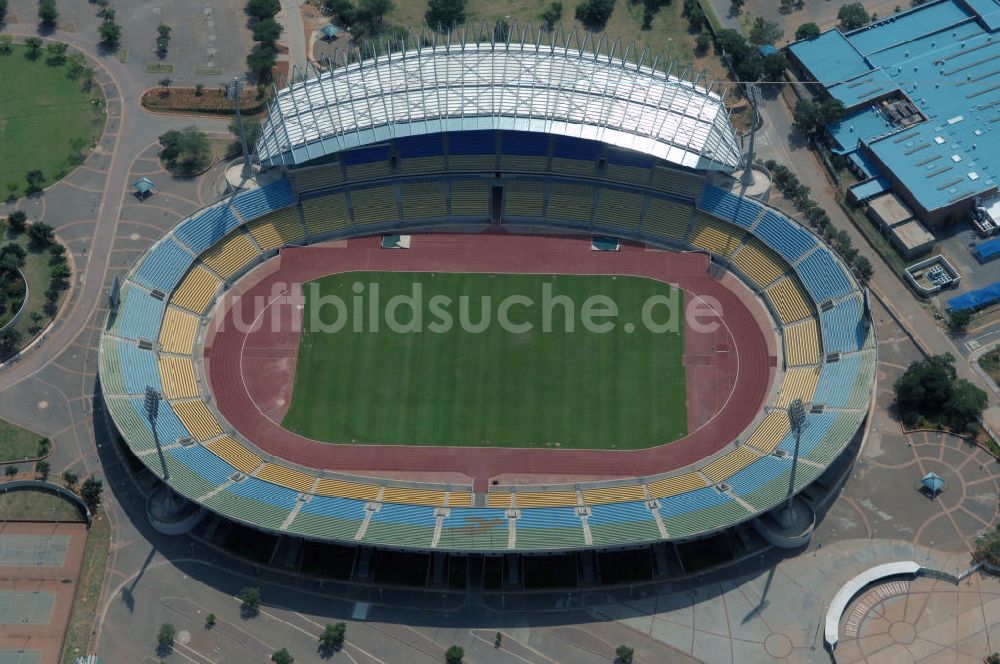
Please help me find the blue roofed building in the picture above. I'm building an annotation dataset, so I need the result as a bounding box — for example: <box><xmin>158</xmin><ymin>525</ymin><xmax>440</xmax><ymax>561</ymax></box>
<box><xmin>787</xmin><ymin>0</ymin><xmax>1000</xmax><ymax>228</ymax></box>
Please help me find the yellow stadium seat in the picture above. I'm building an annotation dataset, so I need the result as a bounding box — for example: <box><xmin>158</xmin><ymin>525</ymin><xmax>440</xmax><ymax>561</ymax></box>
<box><xmin>170</xmin><ymin>266</ymin><xmax>221</xmax><ymax>315</ymax></box>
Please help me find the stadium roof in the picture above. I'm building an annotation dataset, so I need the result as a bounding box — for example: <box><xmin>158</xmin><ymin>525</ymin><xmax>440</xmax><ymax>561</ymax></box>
<box><xmin>256</xmin><ymin>34</ymin><xmax>742</xmax><ymax>171</ymax></box>
<box><xmin>790</xmin><ymin>0</ymin><xmax>1000</xmax><ymax>215</ymax></box>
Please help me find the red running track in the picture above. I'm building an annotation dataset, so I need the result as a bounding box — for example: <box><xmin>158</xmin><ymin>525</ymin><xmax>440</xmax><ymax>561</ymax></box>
<box><xmin>204</xmin><ymin>233</ymin><xmax>777</xmax><ymax>490</ymax></box>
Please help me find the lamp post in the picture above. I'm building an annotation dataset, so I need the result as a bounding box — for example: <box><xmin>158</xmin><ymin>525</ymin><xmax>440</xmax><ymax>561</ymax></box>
<box><xmin>781</xmin><ymin>398</ymin><xmax>806</xmax><ymax>525</ymax></box>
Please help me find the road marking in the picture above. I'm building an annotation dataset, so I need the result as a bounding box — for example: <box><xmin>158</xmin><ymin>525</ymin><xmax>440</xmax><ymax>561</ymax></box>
<box><xmin>967</xmin><ymin>339</ymin><xmax>981</xmax><ymax>351</ymax></box>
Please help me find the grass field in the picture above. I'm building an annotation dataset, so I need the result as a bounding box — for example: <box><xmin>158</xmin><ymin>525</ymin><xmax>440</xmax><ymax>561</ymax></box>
<box><xmin>282</xmin><ymin>271</ymin><xmax>687</xmax><ymax>449</ymax></box>
<box><xmin>0</xmin><ymin>44</ymin><xmax>104</xmax><ymax>198</ymax></box>
<box><xmin>0</xmin><ymin>418</ymin><xmax>42</xmax><ymax>463</ymax></box>
<box><xmin>0</xmin><ymin>490</ymin><xmax>82</xmax><ymax>521</ymax></box>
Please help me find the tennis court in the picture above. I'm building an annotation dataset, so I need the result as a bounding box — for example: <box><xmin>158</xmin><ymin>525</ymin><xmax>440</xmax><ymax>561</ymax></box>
<box><xmin>0</xmin><ymin>591</ymin><xmax>54</xmax><ymax>625</ymax></box>
<box><xmin>0</xmin><ymin>536</ymin><xmax>69</xmax><ymax>567</ymax></box>
<box><xmin>0</xmin><ymin>651</ymin><xmax>40</xmax><ymax>664</ymax></box>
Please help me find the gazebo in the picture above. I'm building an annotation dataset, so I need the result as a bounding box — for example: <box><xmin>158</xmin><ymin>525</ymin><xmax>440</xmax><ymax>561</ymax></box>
<box><xmin>321</xmin><ymin>24</ymin><xmax>343</xmax><ymax>41</ymax></box>
<box><xmin>133</xmin><ymin>176</ymin><xmax>155</xmax><ymax>200</ymax></box>
<box><xmin>920</xmin><ymin>471</ymin><xmax>946</xmax><ymax>499</ymax></box>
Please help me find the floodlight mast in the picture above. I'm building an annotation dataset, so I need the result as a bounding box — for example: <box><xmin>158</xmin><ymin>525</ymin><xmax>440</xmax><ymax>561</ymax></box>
<box><xmin>144</xmin><ymin>386</ymin><xmax>168</xmax><ymax>481</ymax></box>
<box><xmin>741</xmin><ymin>83</ymin><xmax>761</xmax><ymax>187</ymax></box>
<box><xmin>782</xmin><ymin>398</ymin><xmax>806</xmax><ymax>520</ymax></box>
<box><xmin>228</xmin><ymin>77</ymin><xmax>254</xmax><ymax>179</ymax></box>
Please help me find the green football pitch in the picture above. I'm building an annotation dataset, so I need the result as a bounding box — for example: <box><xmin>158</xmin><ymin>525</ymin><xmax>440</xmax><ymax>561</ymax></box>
<box><xmin>282</xmin><ymin>271</ymin><xmax>687</xmax><ymax>449</ymax></box>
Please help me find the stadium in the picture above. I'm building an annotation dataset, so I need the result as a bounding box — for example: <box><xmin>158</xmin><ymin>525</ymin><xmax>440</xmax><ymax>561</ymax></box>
<box><xmin>100</xmin><ymin>31</ymin><xmax>876</xmax><ymax>566</ymax></box>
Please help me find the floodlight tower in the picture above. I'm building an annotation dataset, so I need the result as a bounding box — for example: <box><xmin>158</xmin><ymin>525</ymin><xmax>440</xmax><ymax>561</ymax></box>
<box><xmin>781</xmin><ymin>398</ymin><xmax>806</xmax><ymax>524</ymax></box>
<box><xmin>227</xmin><ymin>76</ymin><xmax>254</xmax><ymax>179</ymax></box>
<box><xmin>741</xmin><ymin>83</ymin><xmax>762</xmax><ymax>187</ymax></box>
<box><xmin>144</xmin><ymin>386</ymin><xmax>168</xmax><ymax>481</ymax></box>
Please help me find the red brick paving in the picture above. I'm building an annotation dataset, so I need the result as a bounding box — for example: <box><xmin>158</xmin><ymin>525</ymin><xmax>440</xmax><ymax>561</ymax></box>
<box><xmin>204</xmin><ymin>233</ymin><xmax>776</xmax><ymax>490</ymax></box>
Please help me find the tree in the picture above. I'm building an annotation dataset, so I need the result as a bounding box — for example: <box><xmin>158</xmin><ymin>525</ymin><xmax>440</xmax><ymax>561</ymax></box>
<box><xmin>425</xmin><ymin>0</ymin><xmax>465</xmax><ymax>30</ymax></box>
<box><xmin>25</xmin><ymin>170</ymin><xmax>45</xmax><ymax>194</ymax></box>
<box><xmin>99</xmin><ymin>13</ymin><xmax>122</xmax><ymax>49</ymax></box>
<box><xmin>252</xmin><ymin>17</ymin><xmax>283</xmax><ymax>43</ymax></box>
<box><xmin>695</xmin><ymin>30</ymin><xmax>711</xmax><ymax>54</ymax></box>
<box><xmin>541</xmin><ymin>1</ymin><xmax>562</xmax><ymax>30</ymax></box>
<box><xmin>62</xmin><ymin>470</ymin><xmax>78</xmax><ymax>489</ymax></box>
<box><xmin>0</xmin><ymin>0</ymin><xmax>7</xmax><ymax>24</ymax></box>
<box><xmin>6</xmin><ymin>211</ymin><xmax>27</xmax><ymax>233</ymax></box>
<box><xmin>246</xmin><ymin>0</ymin><xmax>281</xmax><ymax>20</ymax></box>
<box><xmin>838</xmin><ymin>2</ymin><xmax>870</xmax><ymax>30</ymax></box>
<box><xmin>35</xmin><ymin>460</ymin><xmax>49</xmax><ymax>480</ymax></box>
<box><xmin>205</xmin><ymin>613</ymin><xmax>216</xmax><ymax>628</ymax></box>
<box><xmin>682</xmin><ymin>0</ymin><xmax>705</xmax><ymax>31</ymax></box>
<box><xmin>615</xmin><ymin>645</ymin><xmax>634</xmax><ymax>663</ymax></box>
<box><xmin>0</xmin><ymin>243</ymin><xmax>26</xmax><ymax>268</ymax></box>
<box><xmin>4</xmin><ymin>465</ymin><xmax>17</xmax><ymax>478</ymax></box>
<box><xmin>944</xmin><ymin>379</ymin><xmax>987</xmax><ymax>431</ymax></box>
<box><xmin>194</xmin><ymin>83</ymin><xmax>204</xmax><ymax>96</ymax></box>
<box><xmin>948</xmin><ymin>308</ymin><xmax>972</xmax><ymax>333</ymax></box>
<box><xmin>793</xmin><ymin>98</ymin><xmax>844</xmax><ymax>137</ymax></box>
<box><xmin>239</xmin><ymin>586</ymin><xmax>262</xmax><ymax>616</ymax></box>
<box><xmin>80</xmin><ymin>476</ymin><xmax>103</xmax><ymax>510</ymax></box>
<box><xmin>157</xmin><ymin>623</ymin><xmax>176</xmax><ymax>655</ymax></box>
<box><xmin>38</xmin><ymin>0</ymin><xmax>58</xmax><ymax>27</ymax></box>
<box><xmin>749</xmin><ymin>17</ymin><xmax>783</xmax><ymax>46</ymax></box>
<box><xmin>158</xmin><ymin>77</ymin><xmax>172</xmax><ymax>95</ymax></box>
<box><xmin>444</xmin><ymin>645</ymin><xmax>464</xmax><ymax>664</ymax></box>
<box><xmin>762</xmin><ymin>52</ymin><xmax>788</xmax><ymax>79</ymax></box>
<box><xmin>270</xmin><ymin>648</ymin><xmax>294</xmax><ymax>664</ymax></box>
<box><xmin>156</xmin><ymin>24</ymin><xmax>172</xmax><ymax>57</ymax></box>
<box><xmin>795</xmin><ymin>21</ymin><xmax>820</xmax><ymax>40</ymax></box>
<box><xmin>24</xmin><ymin>36</ymin><xmax>43</xmax><ymax>59</ymax></box>
<box><xmin>575</xmin><ymin>0</ymin><xmax>615</xmax><ymax>31</ymax></box>
<box><xmin>246</xmin><ymin>43</ymin><xmax>278</xmax><ymax>79</ymax></box>
<box><xmin>27</xmin><ymin>222</ymin><xmax>55</xmax><ymax>250</ymax></box>
<box><xmin>0</xmin><ymin>328</ymin><xmax>21</xmax><ymax>356</ymax></box>
<box><xmin>356</xmin><ymin>0</ymin><xmax>393</xmax><ymax>35</ymax></box>
<box><xmin>159</xmin><ymin>127</ymin><xmax>213</xmax><ymax>176</ymax></box>
<box><xmin>318</xmin><ymin>622</ymin><xmax>346</xmax><ymax>653</ymax></box>
<box><xmin>44</xmin><ymin>41</ymin><xmax>67</xmax><ymax>66</ymax></box>
<box><xmin>729</xmin><ymin>0</ymin><xmax>744</xmax><ymax>15</ymax></box>
<box><xmin>715</xmin><ymin>28</ymin><xmax>764</xmax><ymax>82</ymax></box>
<box><xmin>37</xmin><ymin>438</ymin><xmax>51</xmax><ymax>456</ymax></box>
<box><xmin>780</xmin><ymin>0</ymin><xmax>800</xmax><ymax>11</ymax></box>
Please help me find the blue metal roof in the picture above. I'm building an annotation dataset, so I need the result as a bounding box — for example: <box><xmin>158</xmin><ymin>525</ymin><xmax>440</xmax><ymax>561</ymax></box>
<box><xmin>964</xmin><ymin>0</ymin><xmax>1000</xmax><ymax>30</ymax></box>
<box><xmin>789</xmin><ymin>0</ymin><xmax>1000</xmax><ymax>215</ymax></box>
<box><xmin>949</xmin><ymin>280</ymin><xmax>1000</xmax><ymax>310</ymax></box>
<box><xmin>973</xmin><ymin>236</ymin><xmax>1000</xmax><ymax>261</ymax></box>
<box><xmin>849</xmin><ymin>177</ymin><xmax>893</xmax><ymax>202</ymax></box>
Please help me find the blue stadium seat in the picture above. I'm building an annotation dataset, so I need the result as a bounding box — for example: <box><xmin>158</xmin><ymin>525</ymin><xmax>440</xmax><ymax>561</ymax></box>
<box><xmin>168</xmin><ymin>445</ymin><xmax>235</xmax><ymax>485</ymax></box>
<box><xmin>174</xmin><ymin>206</ymin><xmax>241</xmax><ymax>254</ymax></box>
<box><xmin>299</xmin><ymin>495</ymin><xmax>368</xmax><ymax>520</ymax></box>
<box><xmin>394</xmin><ymin>134</ymin><xmax>444</xmax><ymax>157</ymax></box>
<box><xmin>659</xmin><ymin>487</ymin><xmax>731</xmax><ymax>517</ymax></box>
<box><xmin>114</xmin><ymin>284</ymin><xmax>166</xmax><ymax>341</ymax></box>
<box><xmin>726</xmin><ymin>456</ymin><xmax>791</xmax><ymax>496</ymax></box>
<box><xmin>448</xmin><ymin>130</ymin><xmax>496</xmax><ymax>155</ymax></box>
<box><xmin>821</xmin><ymin>294</ymin><xmax>868</xmax><ymax>353</ymax></box>
<box><xmin>343</xmin><ymin>144</ymin><xmax>391</xmax><ymax>165</ymax></box>
<box><xmin>753</xmin><ymin>211</ymin><xmax>817</xmax><ymax>262</ymax></box>
<box><xmin>230</xmin><ymin>179</ymin><xmax>296</xmax><ymax>222</ymax></box>
<box><xmin>128</xmin><ymin>397</ymin><xmax>192</xmax><ymax>444</ymax></box>
<box><xmin>500</xmin><ymin>131</ymin><xmax>548</xmax><ymax>156</ymax></box>
<box><xmin>777</xmin><ymin>411</ymin><xmax>840</xmax><ymax>456</ymax></box>
<box><xmin>588</xmin><ymin>501</ymin><xmax>655</xmax><ymax>525</ymax></box>
<box><xmin>796</xmin><ymin>249</ymin><xmax>854</xmax><ymax>303</ymax></box>
<box><xmin>228</xmin><ymin>477</ymin><xmax>300</xmax><ymax>509</ymax></box>
<box><xmin>553</xmin><ymin>135</ymin><xmax>601</xmax><ymax>161</ymax></box>
<box><xmin>699</xmin><ymin>185</ymin><xmax>762</xmax><ymax>229</ymax></box>
<box><xmin>369</xmin><ymin>502</ymin><xmax>437</xmax><ymax>527</ymax></box>
<box><xmin>119</xmin><ymin>342</ymin><xmax>161</xmax><ymax>394</ymax></box>
<box><xmin>605</xmin><ymin>147</ymin><xmax>651</xmax><ymax>168</ymax></box>
<box><xmin>516</xmin><ymin>506</ymin><xmax>581</xmax><ymax>529</ymax></box>
<box><xmin>812</xmin><ymin>356</ymin><xmax>862</xmax><ymax>408</ymax></box>
<box><xmin>132</xmin><ymin>238</ymin><xmax>194</xmax><ymax>293</ymax></box>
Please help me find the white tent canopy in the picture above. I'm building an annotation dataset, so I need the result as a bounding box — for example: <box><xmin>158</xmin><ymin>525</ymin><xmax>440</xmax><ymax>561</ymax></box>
<box><xmin>256</xmin><ymin>39</ymin><xmax>742</xmax><ymax>171</ymax></box>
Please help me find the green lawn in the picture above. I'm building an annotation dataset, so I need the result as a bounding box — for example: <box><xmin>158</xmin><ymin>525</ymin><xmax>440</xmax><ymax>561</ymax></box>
<box><xmin>0</xmin><ymin>44</ymin><xmax>105</xmax><ymax>198</ymax></box>
<box><xmin>0</xmin><ymin>418</ymin><xmax>42</xmax><ymax>463</ymax></box>
<box><xmin>282</xmin><ymin>272</ymin><xmax>687</xmax><ymax>449</ymax></box>
<box><xmin>0</xmin><ymin>489</ymin><xmax>83</xmax><ymax>521</ymax></box>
